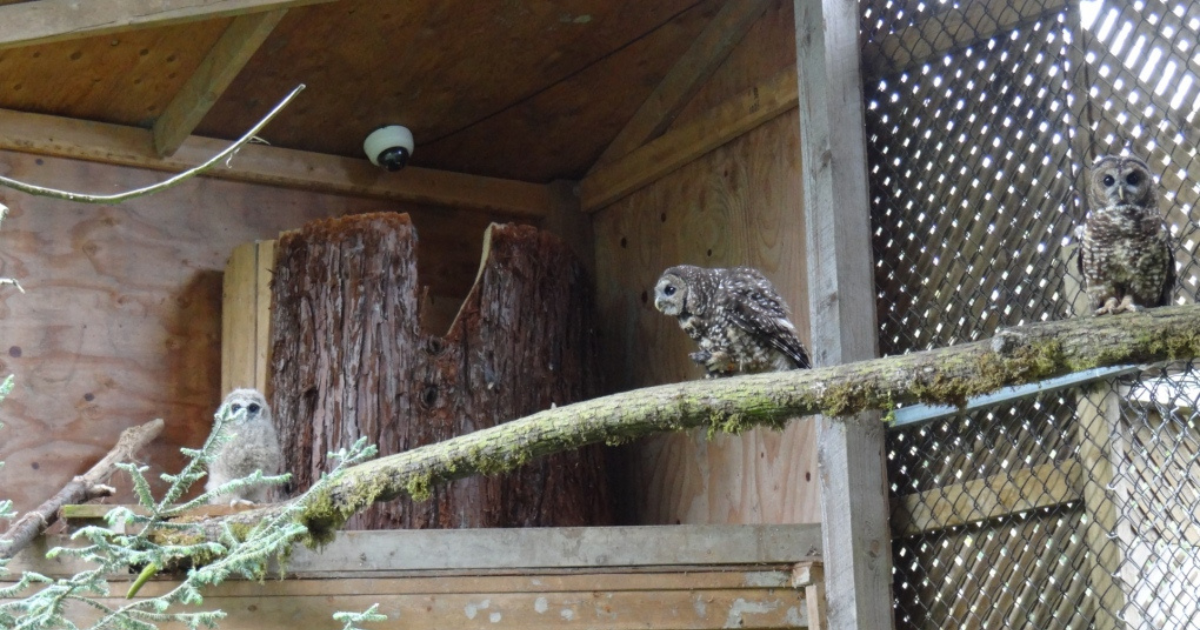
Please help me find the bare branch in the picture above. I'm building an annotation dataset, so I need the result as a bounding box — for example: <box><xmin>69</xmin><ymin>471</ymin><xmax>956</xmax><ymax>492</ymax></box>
<box><xmin>0</xmin><ymin>85</ymin><xmax>305</xmax><ymax>204</ymax></box>
<box><xmin>0</xmin><ymin>418</ymin><xmax>165</xmax><ymax>560</ymax></box>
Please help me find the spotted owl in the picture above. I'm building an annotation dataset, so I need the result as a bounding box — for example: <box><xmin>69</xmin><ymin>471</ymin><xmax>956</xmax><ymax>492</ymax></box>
<box><xmin>1077</xmin><ymin>154</ymin><xmax>1175</xmax><ymax>315</ymax></box>
<box><xmin>653</xmin><ymin>265</ymin><xmax>810</xmax><ymax>377</ymax></box>
<box><xmin>205</xmin><ymin>388</ymin><xmax>284</xmax><ymax>506</ymax></box>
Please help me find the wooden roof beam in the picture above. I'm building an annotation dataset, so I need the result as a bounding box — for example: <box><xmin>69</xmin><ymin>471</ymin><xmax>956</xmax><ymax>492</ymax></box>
<box><xmin>0</xmin><ymin>0</ymin><xmax>334</xmax><ymax>51</ymax></box>
<box><xmin>588</xmin><ymin>0</ymin><xmax>773</xmax><ymax>170</ymax></box>
<box><xmin>0</xmin><ymin>108</ymin><xmax>553</xmax><ymax>219</ymax></box>
<box><xmin>153</xmin><ymin>10</ymin><xmax>287</xmax><ymax>157</ymax></box>
<box><xmin>581</xmin><ymin>68</ymin><xmax>798</xmax><ymax>213</ymax></box>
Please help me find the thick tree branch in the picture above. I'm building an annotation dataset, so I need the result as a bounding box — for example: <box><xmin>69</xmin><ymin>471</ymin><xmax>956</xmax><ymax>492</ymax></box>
<box><xmin>184</xmin><ymin>304</ymin><xmax>1200</xmax><ymax>540</ymax></box>
<box><xmin>0</xmin><ymin>418</ymin><xmax>164</xmax><ymax>560</ymax></box>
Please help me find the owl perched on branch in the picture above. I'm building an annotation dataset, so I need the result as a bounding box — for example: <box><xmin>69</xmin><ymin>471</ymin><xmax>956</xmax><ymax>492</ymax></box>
<box><xmin>205</xmin><ymin>388</ymin><xmax>284</xmax><ymax>506</ymax></box>
<box><xmin>653</xmin><ymin>265</ymin><xmax>810</xmax><ymax>378</ymax></box>
<box><xmin>1078</xmin><ymin>154</ymin><xmax>1175</xmax><ymax>315</ymax></box>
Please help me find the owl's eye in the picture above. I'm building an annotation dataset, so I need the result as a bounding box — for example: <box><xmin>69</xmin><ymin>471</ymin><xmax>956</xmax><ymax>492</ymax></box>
<box><xmin>1102</xmin><ymin>175</ymin><xmax>1116</xmax><ymax>186</ymax></box>
<box><xmin>247</xmin><ymin>403</ymin><xmax>261</xmax><ymax>414</ymax></box>
<box><xmin>663</xmin><ymin>286</ymin><xmax>677</xmax><ymax>296</ymax></box>
<box><xmin>1126</xmin><ymin>172</ymin><xmax>1142</xmax><ymax>185</ymax></box>
<box><xmin>230</xmin><ymin>404</ymin><xmax>242</xmax><ymax>413</ymax></box>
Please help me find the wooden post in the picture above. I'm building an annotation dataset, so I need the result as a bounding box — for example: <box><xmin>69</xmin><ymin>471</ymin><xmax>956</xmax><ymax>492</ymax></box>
<box><xmin>794</xmin><ymin>0</ymin><xmax>895</xmax><ymax>626</ymax></box>
<box><xmin>1062</xmin><ymin>246</ymin><xmax>1127</xmax><ymax>628</ymax></box>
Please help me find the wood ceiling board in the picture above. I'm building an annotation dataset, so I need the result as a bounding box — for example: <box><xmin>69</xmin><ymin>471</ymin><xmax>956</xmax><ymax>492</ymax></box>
<box><xmin>0</xmin><ymin>21</ymin><xmax>229</xmax><ymax>127</ymax></box>
<box><xmin>581</xmin><ymin>68</ymin><xmax>798</xmax><ymax>212</ymax></box>
<box><xmin>591</xmin><ymin>0</ymin><xmax>774</xmax><ymax>168</ymax></box>
<box><xmin>415</xmin><ymin>0</ymin><xmax>723</xmax><ymax>183</ymax></box>
<box><xmin>194</xmin><ymin>0</ymin><xmax>708</xmax><ymax>168</ymax></box>
<box><xmin>153</xmin><ymin>9</ymin><xmax>288</xmax><ymax>156</ymax></box>
<box><xmin>0</xmin><ymin>107</ymin><xmax>554</xmax><ymax>217</ymax></box>
<box><xmin>670</xmin><ymin>0</ymin><xmax>796</xmax><ymax>129</ymax></box>
<box><xmin>0</xmin><ymin>0</ymin><xmax>334</xmax><ymax>51</ymax></box>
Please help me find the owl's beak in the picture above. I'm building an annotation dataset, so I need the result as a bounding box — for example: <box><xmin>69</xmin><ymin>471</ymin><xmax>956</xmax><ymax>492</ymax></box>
<box><xmin>1117</xmin><ymin>187</ymin><xmax>1125</xmax><ymax>202</ymax></box>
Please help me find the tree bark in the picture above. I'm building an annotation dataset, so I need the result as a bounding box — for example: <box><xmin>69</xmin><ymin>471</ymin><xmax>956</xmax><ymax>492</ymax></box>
<box><xmin>268</xmin><ymin>213</ymin><xmax>610</xmax><ymax>530</ymax></box>
<box><xmin>193</xmin><ymin>303</ymin><xmax>1200</xmax><ymax>541</ymax></box>
<box><xmin>0</xmin><ymin>418</ymin><xmax>164</xmax><ymax>560</ymax></box>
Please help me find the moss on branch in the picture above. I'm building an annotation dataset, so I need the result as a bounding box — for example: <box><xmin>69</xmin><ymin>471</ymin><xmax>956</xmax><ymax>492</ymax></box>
<box><xmin>196</xmin><ymin>303</ymin><xmax>1200</xmax><ymax>543</ymax></box>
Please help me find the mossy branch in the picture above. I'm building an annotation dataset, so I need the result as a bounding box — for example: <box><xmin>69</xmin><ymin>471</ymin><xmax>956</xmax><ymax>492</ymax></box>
<box><xmin>199</xmin><ymin>303</ymin><xmax>1200</xmax><ymax>541</ymax></box>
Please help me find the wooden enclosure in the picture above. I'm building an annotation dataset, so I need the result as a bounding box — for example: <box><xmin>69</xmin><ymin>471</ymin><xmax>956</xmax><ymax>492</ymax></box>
<box><xmin>0</xmin><ymin>0</ymin><xmax>887</xmax><ymax>627</ymax></box>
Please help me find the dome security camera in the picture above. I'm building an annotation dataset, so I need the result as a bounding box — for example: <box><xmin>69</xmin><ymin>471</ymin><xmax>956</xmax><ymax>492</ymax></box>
<box><xmin>364</xmin><ymin>125</ymin><xmax>415</xmax><ymax>171</ymax></box>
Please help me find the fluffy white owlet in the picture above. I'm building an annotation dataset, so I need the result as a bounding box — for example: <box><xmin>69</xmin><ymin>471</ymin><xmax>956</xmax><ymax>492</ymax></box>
<box><xmin>653</xmin><ymin>265</ymin><xmax>811</xmax><ymax>378</ymax></box>
<box><xmin>1078</xmin><ymin>154</ymin><xmax>1175</xmax><ymax>315</ymax></box>
<box><xmin>205</xmin><ymin>388</ymin><xmax>283</xmax><ymax>505</ymax></box>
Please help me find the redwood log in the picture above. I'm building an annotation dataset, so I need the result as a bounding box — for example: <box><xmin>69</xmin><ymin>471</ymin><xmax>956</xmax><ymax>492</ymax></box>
<box><xmin>268</xmin><ymin>213</ymin><xmax>610</xmax><ymax>529</ymax></box>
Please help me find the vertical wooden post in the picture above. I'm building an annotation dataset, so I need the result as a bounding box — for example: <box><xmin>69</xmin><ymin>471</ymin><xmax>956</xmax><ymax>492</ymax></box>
<box><xmin>1062</xmin><ymin>246</ymin><xmax>1127</xmax><ymax>628</ymax></box>
<box><xmin>794</xmin><ymin>0</ymin><xmax>895</xmax><ymax>627</ymax></box>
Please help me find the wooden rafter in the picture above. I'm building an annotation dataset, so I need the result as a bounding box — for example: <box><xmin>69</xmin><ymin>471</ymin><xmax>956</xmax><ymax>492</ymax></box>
<box><xmin>0</xmin><ymin>0</ymin><xmax>333</xmax><ymax>51</ymax></box>
<box><xmin>153</xmin><ymin>9</ymin><xmax>287</xmax><ymax>157</ymax></box>
<box><xmin>589</xmin><ymin>0</ymin><xmax>773</xmax><ymax>169</ymax></box>
<box><xmin>581</xmin><ymin>68</ymin><xmax>798</xmax><ymax>212</ymax></box>
<box><xmin>0</xmin><ymin>108</ymin><xmax>553</xmax><ymax>218</ymax></box>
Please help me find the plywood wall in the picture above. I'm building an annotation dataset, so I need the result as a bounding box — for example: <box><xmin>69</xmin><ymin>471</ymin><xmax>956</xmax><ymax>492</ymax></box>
<box><xmin>0</xmin><ymin>151</ymin><xmax>508</xmax><ymax>516</ymax></box>
<box><xmin>591</xmin><ymin>0</ymin><xmax>816</xmax><ymax>526</ymax></box>
<box><xmin>594</xmin><ymin>111</ymin><xmax>819</xmax><ymax>525</ymax></box>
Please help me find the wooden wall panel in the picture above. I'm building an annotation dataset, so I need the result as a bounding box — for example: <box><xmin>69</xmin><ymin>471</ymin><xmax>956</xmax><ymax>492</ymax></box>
<box><xmin>670</xmin><ymin>0</ymin><xmax>797</xmax><ymax>130</ymax></box>
<box><xmin>0</xmin><ymin>150</ymin><xmax>511</xmax><ymax>517</ymax></box>
<box><xmin>593</xmin><ymin>112</ymin><xmax>819</xmax><ymax>525</ymax></box>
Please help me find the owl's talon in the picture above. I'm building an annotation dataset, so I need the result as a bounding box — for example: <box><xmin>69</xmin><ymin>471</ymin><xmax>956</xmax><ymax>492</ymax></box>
<box><xmin>229</xmin><ymin>499</ymin><xmax>256</xmax><ymax>509</ymax></box>
<box><xmin>1118</xmin><ymin>295</ymin><xmax>1143</xmax><ymax>313</ymax></box>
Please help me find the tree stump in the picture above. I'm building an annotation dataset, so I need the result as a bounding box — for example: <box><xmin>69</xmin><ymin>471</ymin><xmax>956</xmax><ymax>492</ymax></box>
<box><xmin>268</xmin><ymin>213</ymin><xmax>611</xmax><ymax>529</ymax></box>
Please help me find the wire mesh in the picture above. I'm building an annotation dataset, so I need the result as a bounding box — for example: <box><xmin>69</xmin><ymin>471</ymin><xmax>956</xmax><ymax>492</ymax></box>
<box><xmin>861</xmin><ymin>0</ymin><xmax>1200</xmax><ymax>626</ymax></box>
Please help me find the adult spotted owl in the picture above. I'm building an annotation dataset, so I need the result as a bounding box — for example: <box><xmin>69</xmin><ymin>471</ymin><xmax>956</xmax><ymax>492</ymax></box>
<box><xmin>205</xmin><ymin>388</ymin><xmax>284</xmax><ymax>505</ymax></box>
<box><xmin>1078</xmin><ymin>154</ymin><xmax>1174</xmax><ymax>315</ymax></box>
<box><xmin>653</xmin><ymin>265</ymin><xmax>810</xmax><ymax>377</ymax></box>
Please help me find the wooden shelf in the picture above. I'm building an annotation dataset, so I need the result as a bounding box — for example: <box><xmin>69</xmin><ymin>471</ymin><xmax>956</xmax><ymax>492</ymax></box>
<box><xmin>6</xmin><ymin>523</ymin><xmax>826</xmax><ymax>629</ymax></box>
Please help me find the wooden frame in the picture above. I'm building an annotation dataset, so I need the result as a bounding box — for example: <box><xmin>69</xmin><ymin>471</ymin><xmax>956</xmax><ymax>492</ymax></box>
<box><xmin>6</xmin><ymin>525</ymin><xmax>827</xmax><ymax>629</ymax></box>
<box><xmin>794</xmin><ymin>0</ymin><xmax>895</xmax><ymax>627</ymax></box>
<box><xmin>0</xmin><ymin>0</ymin><xmax>332</xmax><ymax>51</ymax></box>
<box><xmin>589</xmin><ymin>0</ymin><xmax>774</xmax><ymax>168</ymax></box>
<box><xmin>0</xmin><ymin>108</ymin><xmax>553</xmax><ymax>218</ymax></box>
<box><xmin>153</xmin><ymin>10</ymin><xmax>288</xmax><ymax>157</ymax></box>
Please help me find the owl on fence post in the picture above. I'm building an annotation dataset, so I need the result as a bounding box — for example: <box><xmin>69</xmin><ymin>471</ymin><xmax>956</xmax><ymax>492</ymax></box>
<box><xmin>1077</xmin><ymin>154</ymin><xmax>1175</xmax><ymax>315</ymax></box>
<box><xmin>205</xmin><ymin>388</ymin><xmax>284</xmax><ymax>506</ymax></box>
<box><xmin>653</xmin><ymin>265</ymin><xmax>810</xmax><ymax>378</ymax></box>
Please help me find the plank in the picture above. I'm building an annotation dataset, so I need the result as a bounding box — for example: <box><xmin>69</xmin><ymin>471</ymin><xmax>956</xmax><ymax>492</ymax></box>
<box><xmin>592</xmin><ymin>113</ymin><xmax>821</xmax><ymax>525</ymax></box>
<box><xmin>221</xmin><ymin>242</ymin><xmax>258</xmax><ymax>396</ymax></box>
<box><xmin>0</xmin><ymin>107</ymin><xmax>553</xmax><ymax>218</ymax></box>
<box><xmin>1062</xmin><ymin>243</ymin><xmax>1127</xmax><ymax>629</ymax></box>
<box><xmin>591</xmin><ymin>0</ymin><xmax>774</xmax><ymax>167</ymax></box>
<box><xmin>153</xmin><ymin>9</ymin><xmax>287</xmax><ymax>157</ymax></box>
<box><xmin>793</xmin><ymin>562</ymin><xmax>829</xmax><ymax>630</ymax></box>
<box><xmin>794</xmin><ymin>0</ymin><xmax>892</xmax><ymax>624</ymax></box>
<box><xmin>10</xmin><ymin>525</ymin><xmax>823</xmax><ymax>577</ymax></box>
<box><xmin>254</xmin><ymin>240</ymin><xmax>274</xmax><ymax>390</ymax></box>
<box><xmin>0</xmin><ymin>0</ymin><xmax>330</xmax><ymax>51</ymax></box>
<box><xmin>581</xmin><ymin>68</ymin><xmax>798</xmax><ymax>212</ymax></box>
<box><xmin>220</xmin><ymin>239</ymin><xmax>274</xmax><ymax>394</ymax></box>
<box><xmin>890</xmin><ymin>460</ymin><xmax>1083</xmax><ymax>537</ymax></box>
<box><xmin>861</xmin><ymin>0</ymin><xmax>1069</xmax><ymax>75</ymax></box>
<box><xmin>7</xmin><ymin>578</ymin><xmax>814</xmax><ymax>629</ymax></box>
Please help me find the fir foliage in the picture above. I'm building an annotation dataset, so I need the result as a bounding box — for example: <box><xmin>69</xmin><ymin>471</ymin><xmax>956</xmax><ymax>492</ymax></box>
<box><xmin>0</xmin><ymin>392</ymin><xmax>385</xmax><ymax>630</ymax></box>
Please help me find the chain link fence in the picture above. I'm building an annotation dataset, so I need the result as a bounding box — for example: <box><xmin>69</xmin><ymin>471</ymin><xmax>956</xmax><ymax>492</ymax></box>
<box><xmin>861</xmin><ymin>0</ymin><xmax>1200</xmax><ymax>626</ymax></box>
